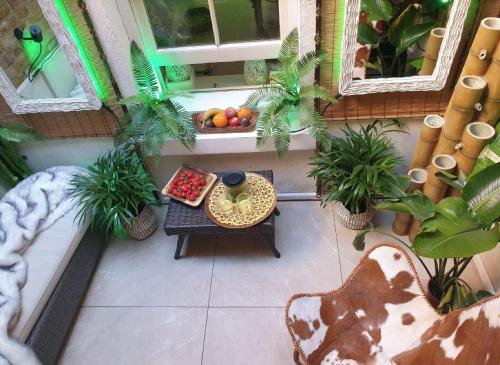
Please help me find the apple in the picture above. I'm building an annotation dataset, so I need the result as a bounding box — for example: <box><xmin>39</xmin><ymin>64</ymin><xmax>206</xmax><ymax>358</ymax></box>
<box><xmin>229</xmin><ymin>117</ymin><xmax>240</xmax><ymax>127</ymax></box>
<box><xmin>225</xmin><ymin>107</ymin><xmax>237</xmax><ymax>119</ymax></box>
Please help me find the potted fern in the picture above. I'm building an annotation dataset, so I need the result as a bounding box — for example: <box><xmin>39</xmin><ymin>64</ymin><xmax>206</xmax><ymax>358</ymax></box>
<box><xmin>70</xmin><ymin>146</ymin><xmax>159</xmax><ymax>240</ymax></box>
<box><xmin>245</xmin><ymin>28</ymin><xmax>334</xmax><ymax>156</ymax></box>
<box><xmin>0</xmin><ymin>122</ymin><xmax>39</xmax><ymax>188</ymax></box>
<box><xmin>116</xmin><ymin>42</ymin><xmax>197</xmax><ymax>159</ymax></box>
<box><xmin>309</xmin><ymin>120</ymin><xmax>405</xmax><ymax>229</ymax></box>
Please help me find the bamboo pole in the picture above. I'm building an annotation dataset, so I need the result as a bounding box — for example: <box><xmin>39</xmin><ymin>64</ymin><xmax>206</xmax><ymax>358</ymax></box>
<box><xmin>456</xmin><ymin>122</ymin><xmax>496</xmax><ymax>175</ymax></box>
<box><xmin>483</xmin><ymin>50</ymin><xmax>500</xmax><ymax>100</ymax></box>
<box><xmin>420</xmin><ymin>28</ymin><xmax>445</xmax><ymax>76</ymax></box>
<box><xmin>392</xmin><ymin>169</ymin><xmax>427</xmax><ymax>236</ymax></box>
<box><xmin>460</xmin><ymin>17</ymin><xmax>500</xmax><ymax>78</ymax></box>
<box><xmin>410</xmin><ymin>115</ymin><xmax>444</xmax><ymax>169</ymax></box>
<box><xmin>477</xmin><ymin>98</ymin><xmax>500</xmax><ymax>126</ymax></box>
<box><xmin>410</xmin><ymin>155</ymin><xmax>457</xmax><ymax>242</ymax></box>
<box><xmin>434</xmin><ymin>76</ymin><xmax>487</xmax><ymax>156</ymax></box>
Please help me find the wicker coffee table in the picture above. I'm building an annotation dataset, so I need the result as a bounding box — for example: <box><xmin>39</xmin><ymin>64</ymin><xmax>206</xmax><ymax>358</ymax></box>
<box><xmin>164</xmin><ymin>170</ymin><xmax>280</xmax><ymax>259</ymax></box>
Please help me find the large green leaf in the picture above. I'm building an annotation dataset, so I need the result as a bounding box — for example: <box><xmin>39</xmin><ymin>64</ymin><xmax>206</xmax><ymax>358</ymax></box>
<box><xmin>362</xmin><ymin>0</ymin><xmax>393</xmax><ymax>22</ymax></box>
<box><xmin>377</xmin><ymin>193</ymin><xmax>435</xmax><ymax>222</ymax></box>
<box><xmin>0</xmin><ymin>122</ymin><xmax>40</xmax><ymax>143</ymax></box>
<box><xmin>358</xmin><ymin>23</ymin><xmax>380</xmax><ymax>46</ymax></box>
<box><xmin>130</xmin><ymin>41</ymin><xmax>162</xmax><ymax>99</ymax></box>
<box><xmin>388</xmin><ymin>4</ymin><xmax>420</xmax><ymax>47</ymax></box>
<box><xmin>413</xmin><ymin>197</ymin><xmax>499</xmax><ymax>258</ymax></box>
<box><xmin>396</xmin><ymin>22</ymin><xmax>435</xmax><ymax>56</ymax></box>
<box><xmin>462</xmin><ymin>162</ymin><xmax>500</xmax><ymax>227</ymax></box>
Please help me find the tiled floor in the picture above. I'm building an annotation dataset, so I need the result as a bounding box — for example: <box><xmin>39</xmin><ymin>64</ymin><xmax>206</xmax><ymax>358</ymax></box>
<box><xmin>60</xmin><ymin>201</ymin><xmax>483</xmax><ymax>365</ymax></box>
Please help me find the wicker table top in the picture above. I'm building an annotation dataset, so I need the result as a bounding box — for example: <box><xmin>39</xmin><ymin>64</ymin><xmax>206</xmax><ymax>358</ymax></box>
<box><xmin>164</xmin><ymin>170</ymin><xmax>275</xmax><ymax>236</ymax></box>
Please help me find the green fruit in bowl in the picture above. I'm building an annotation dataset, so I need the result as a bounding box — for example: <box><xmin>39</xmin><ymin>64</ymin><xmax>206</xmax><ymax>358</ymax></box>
<box><xmin>240</xmin><ymin>117</ymin><xmax>251</xmax><ymax>127</ymax></box>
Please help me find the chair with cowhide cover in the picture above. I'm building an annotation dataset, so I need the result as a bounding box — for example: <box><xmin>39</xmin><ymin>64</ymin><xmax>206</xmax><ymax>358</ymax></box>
<box><xmin>285</xmin><ymin>243</ymin><xmax>500</xmax><ymax>365</ymax></box>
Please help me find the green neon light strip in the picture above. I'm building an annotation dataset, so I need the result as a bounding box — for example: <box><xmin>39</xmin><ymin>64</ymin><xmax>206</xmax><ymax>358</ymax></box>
<box><xmin>53</xmin><ymin>0</ymin><xmax>106</xmax><ymax>100</ymax></box>
<box><xmin>333</xmin><ymin>0</ymin><xmax>346</xmax><ymax>82</ymax></box>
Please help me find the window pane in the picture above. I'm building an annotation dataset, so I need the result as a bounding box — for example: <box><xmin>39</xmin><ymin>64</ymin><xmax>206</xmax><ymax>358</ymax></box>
<box><xmin>144</xmin><ymin>0</ymin><xmax>214</xmax><ymax>48</ymax></box>
<box><xmin>214</xmin><ymin>0</ymin><xmax>280</xmax><ymax>44</ymax></box>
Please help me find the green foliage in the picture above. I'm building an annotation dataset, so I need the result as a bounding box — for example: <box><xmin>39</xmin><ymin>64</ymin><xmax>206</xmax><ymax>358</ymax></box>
<box><xmin>309</xmin><ymin>119</ymin><xmax>404</xmax><ymax>214</ymax></box>
<box><xmin>116</xmin><ymin>42</ymin><xmax>196</xmax><ymax>159</ymax></box>
<box><xmin>70</xmin><ymin>147</ymin><xmax>157</xmax><ymax>238</ymax></box>
<box><xmin>0</xmin><ymin>122</ymin><xmax>39</xmax><ymax>188</ymax></box>
<box><xmin>358</xmin><ymin>1</ymin><xmax>442</xmax><ymax>77</ymax></box>
<box><xmin>245</xmin><ymin>29</ymin><xmax>334</xmax><ymax>157</ymax></box>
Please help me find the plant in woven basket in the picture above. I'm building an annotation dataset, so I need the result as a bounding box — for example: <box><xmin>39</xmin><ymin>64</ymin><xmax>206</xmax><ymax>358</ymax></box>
<box><xmin>115</xmin><ymin>41</ymin><xmax>196</xmax><ymax>160</ymax></box>
<box><xmin>309</xmin><ymin>119</ymin><xmax>406</xmax><ymax>226</ymax></box>
<box><xmin>0</xmin><ymin>121</ymin><xmax>39</xmax><ymax>188</ymax></box>
<box><xmin>245</xmin><ymin>28</ymin><xmax>335</xmax><ymax>157</ymax></box>
<box><xmin>69</xmin><ymin>146</ymin><xmax>158</xmax><ymax>239</ymax></box>
<box><xmin>354</xmin><ymin>162</ymin><xmax>500</xmax><ymax>313</ymax></box>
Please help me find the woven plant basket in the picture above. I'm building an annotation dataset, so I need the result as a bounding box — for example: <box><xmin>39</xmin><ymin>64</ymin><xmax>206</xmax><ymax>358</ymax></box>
<box><xmin>128</xmin><ymin>205</ymin><xmax>159</xmax><ymax>241</ymax></box>
<box><xmin>333</xmin><ymin>201</ymin><xmax>375</xmax><ymax>230</ymax></box>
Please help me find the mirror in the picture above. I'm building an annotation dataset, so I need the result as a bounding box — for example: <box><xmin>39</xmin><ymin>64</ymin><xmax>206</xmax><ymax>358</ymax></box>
<box><xmin>339</xmin><ymin>0</ymin><xmax>473</xmax><ymax>95</ymax></box>
<box><xmin>0</xmin><ymin>0</ymin><xmax>101</xmax><ymax>113</ymax></box>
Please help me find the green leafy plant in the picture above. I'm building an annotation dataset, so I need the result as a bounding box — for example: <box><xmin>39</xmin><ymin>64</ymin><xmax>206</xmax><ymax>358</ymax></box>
<box><xmin>115</xmin><ymin>41</ymin><xmax>196</xmax><ymax>159</ymax></box>
<box><xmin>355</xmin><ymin>162</ymin><xmax>500</xmax><ymax>312</ymax></box>
<box><xmin>357</xmin><ymin>0</ymin><xmax>448</xmax><ymax>77</ymax></box>
<box><xmin>69</xmin><ymin>146</ymin><xmax>158</xmax><ymax>238</ymax></box>
<box><xmin>0</xmin><ymin>122</ymin><xmax>39</xmax><ymax>188</ymax></box>
<box><xmin>245</xmin><ymin>28</ymin><xmax>335</xmax><ymax>156</ymax></box>
<box><xmin>309</xmin><ymin>119</ymin><xmax>406</xmax><ymax>214</ymax></box>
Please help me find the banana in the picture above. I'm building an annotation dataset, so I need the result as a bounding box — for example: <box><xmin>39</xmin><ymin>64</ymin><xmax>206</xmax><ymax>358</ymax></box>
<box><xmin>201</xmin><ymin>108</ymin><xmax>225</xmax><ymax>121</ymax></box>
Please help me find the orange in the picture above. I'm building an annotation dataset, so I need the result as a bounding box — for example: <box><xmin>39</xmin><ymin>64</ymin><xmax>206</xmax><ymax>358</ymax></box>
<box><xmin>213</xmin><ymin>112</ymin><xmax>228</xmax><ymax>128</ymax></box>
<box><xmin>237</xmin><ymin>107</ymin><xmax>252</xmax><ymax>120</ymax></box>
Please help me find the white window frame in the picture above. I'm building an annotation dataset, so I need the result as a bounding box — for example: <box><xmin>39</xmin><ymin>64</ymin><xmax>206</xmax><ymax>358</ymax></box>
<box><xmin>116</xmin><ymin>0</ymin><xmax>298</xmax><ymax>65</ymax></box>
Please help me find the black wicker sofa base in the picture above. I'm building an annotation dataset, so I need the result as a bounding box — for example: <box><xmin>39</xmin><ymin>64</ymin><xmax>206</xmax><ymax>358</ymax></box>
<box><xmin>25</xmin><ymin>228</ymin><xmax>107</xmax><ymax>365</ymax></box>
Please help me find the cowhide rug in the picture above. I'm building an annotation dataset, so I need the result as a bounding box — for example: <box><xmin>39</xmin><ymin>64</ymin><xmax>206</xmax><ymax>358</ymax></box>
<box><xmin>286</xmin><ymin>243</ymin><xmax>500</xmax><ymax>365</ymax></box>
<box><xmin>0</xmin><ymin>166</ymin><xmax>84</xmax><ymax>365</ymax></box>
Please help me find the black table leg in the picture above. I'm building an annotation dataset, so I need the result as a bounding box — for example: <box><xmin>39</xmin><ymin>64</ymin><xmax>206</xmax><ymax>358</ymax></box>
<box><xmin>260</xmin><ymin>232</ymin><xmax>281</xmax><ymax>258</ymax></box>
<box><xmin>174</xmin><ymin>235</ymin><xmax>186</xmax><ymax>260</ymax></box>
<box><xmin>274</xmin><ymin>206</ymin><xmax>281</xmax><ymax>216</ymax></box>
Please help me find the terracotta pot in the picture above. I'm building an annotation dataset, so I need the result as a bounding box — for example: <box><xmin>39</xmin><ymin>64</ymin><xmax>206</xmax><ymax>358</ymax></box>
<box><xmin>128</xmin><ymin>205</ymin><xmax>159</xmax><ymax>241</ymax></box>
<box><xmin>333</xmin><ymin>201</ymin><xmax>375</xmax><ymax>230</ymax></box>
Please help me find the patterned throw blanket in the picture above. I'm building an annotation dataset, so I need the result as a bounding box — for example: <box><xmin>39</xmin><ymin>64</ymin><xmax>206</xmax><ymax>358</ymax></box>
<box><xmin>286</xmin><ymin>244</ymin><xmax>500</xmax><ymax>365</ymax></box>
<box><xmin>0</xmin><ymin>166</ymin><xmax>84</xmax><ymax>365</ymax></box>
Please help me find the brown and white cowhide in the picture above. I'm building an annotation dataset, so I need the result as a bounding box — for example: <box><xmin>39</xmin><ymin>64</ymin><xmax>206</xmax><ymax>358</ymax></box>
<box><xmin>285</xmin><ymin>243</ymin><xmax>500</xmax><ymax>365</ymax></box>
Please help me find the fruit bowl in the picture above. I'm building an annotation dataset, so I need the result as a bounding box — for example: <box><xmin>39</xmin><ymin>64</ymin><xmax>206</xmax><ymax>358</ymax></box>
<box><xmin>192</xmin><ymin>107</ymin><xmax>258</xmax><ymax>134</ymax></box>
<box><xmin>161</xmin><ymin>165</ymin><xmax>217</xmax><ymax>207</ymax></box>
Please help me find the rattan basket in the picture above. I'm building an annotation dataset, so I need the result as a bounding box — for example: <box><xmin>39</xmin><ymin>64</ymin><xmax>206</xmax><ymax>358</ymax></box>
<box><xmin>128</xmin><ymin>205</ymin><xmax>159</xmax><ymax>241</ymax></box>
<box><xmin>333</xmin><ymin>201</ymin><xmax>375</xmax><ymax>230</ymax></box>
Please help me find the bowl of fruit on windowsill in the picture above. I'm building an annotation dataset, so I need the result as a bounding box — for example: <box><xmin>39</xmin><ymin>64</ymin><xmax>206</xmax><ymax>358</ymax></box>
<box><xmin>161</xmin><ymin>165</ymin><xmax>217</xmax><ymax>207</ymax></box>
<box><xmin>193</xmin><ymin>106</ymin><xmax>257</xmax><ymax>133</ymax></box>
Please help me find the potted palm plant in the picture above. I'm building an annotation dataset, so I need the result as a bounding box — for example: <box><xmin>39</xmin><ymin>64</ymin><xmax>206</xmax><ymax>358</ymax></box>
<box><xmin>70</xmin><ymin>146</ymin><xmax>159</xmax><ymax>240</ymax></box>
<box><xmin>355</xmin><ymin>162</ymin><xmax>500</xmax><ymax>312</ymax></box>
<box><xmin>245</xmin><ymin>28</ymin><xmax>334</xmax><ymax>156</ymax></box>
<box><xmin>0</xmin><ymin>121</ymin><xmax>39</xmax><ymax>188</ymax></box>
<box><xmin>115</xmin><ymin>41</ymin><xmax>197</xmax><ymax>160</ymax></box>
<box><xmin>309</xmin><ymin>119</ymin><xmax>405</xmax><ymax>229</ymax></box>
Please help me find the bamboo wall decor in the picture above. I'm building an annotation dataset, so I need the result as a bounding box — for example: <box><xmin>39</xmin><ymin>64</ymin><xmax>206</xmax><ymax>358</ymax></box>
<box><xmin>477</xmin><ymin>42</ymin><xmax>500</xmax><ymax>125</ymax></box>
<box><xmin>433</xmin><ymin>75</ymin><xmax>487</xmax><ymax>156</ymax></box>
<box><xmin>460</xmin><ymin>17</ymin><xmax>500</xmax><ymax>77</ymax></box>
<box><xmin>410</xmin><ymin>115</ymin><xmax>444</xmax><ymax>169</ymax></box>
<box><xmin>456</xmin><ymin>122</ymin><xmax>496</xmax><ymax>175</ymax></box>
<box><xmin>420</xmin><ymin>28</ymin><xmax>445</xmax><ymax>76</ymax></box>
<box><xmin>392</xmin><ymin>168</ymin><xmax>427</xmax><ymax>236</ymax></box>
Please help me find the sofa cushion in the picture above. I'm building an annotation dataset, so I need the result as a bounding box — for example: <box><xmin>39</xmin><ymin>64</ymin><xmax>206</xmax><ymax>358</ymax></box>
<box><xmin>10</xmin><ymin>207</ymin><xmax>88</xmax><ymax>341</ymax></box>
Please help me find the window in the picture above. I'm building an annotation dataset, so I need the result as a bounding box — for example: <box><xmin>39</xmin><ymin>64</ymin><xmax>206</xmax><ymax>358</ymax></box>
<box><xmin>118</xmin><ymin>0</ymin><xmax>298</xmax><ymax>65</ymax></box>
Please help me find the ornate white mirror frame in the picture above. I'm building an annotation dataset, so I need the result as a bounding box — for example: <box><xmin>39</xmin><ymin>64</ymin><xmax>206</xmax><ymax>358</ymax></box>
<box><xmin>339</xmin><ymin>0</ymin><xmax>472</xmax><ymax>95</ymax></box>
<box><xmin>0</xmin><ymin>0</ymin><xmax>101</xmax><ymax>114</ymax></box>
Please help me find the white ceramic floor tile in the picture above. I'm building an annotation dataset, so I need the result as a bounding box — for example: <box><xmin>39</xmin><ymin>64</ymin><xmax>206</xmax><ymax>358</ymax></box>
<box><xmin>202</xmin><ymin>307</ymin><xmax>294</xmax><ymax>365</ymax></box>
<box><xmin>60</xmin><ymin>307</ymin><xmax>206</xmax><ymax>365</ymax></box>
<box><xmin>209</xmin><ymin>201</ymin><xmax>342</xmax><ymax>307</ymax></box>
<box><xmin>335</xmin><ymin>211</ymin><xmax>484</xmax><ymax>291</ymax></box>
<box><xmin>83</xmin><ymin>207</ymin><xmax>216</xmax><ymax>306</ymax></box>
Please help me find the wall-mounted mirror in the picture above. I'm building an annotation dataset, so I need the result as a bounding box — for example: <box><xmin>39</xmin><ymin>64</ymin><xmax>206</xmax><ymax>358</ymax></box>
<box><xmin>339</xmin><ymin>0</ymin><xmax>472</xmax><ymax>95</ymax></box>
<box><xmin>0</xmin><ymin>0</ymin><xmax>101</xmax><ymax>113</ymax></box>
